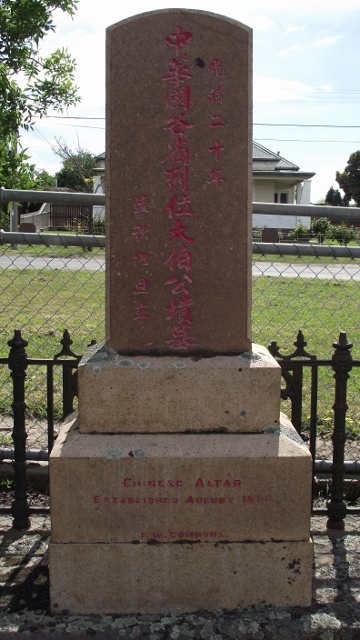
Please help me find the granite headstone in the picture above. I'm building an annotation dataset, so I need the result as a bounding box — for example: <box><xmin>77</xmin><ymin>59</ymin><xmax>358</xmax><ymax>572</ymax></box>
<box><xmin>106</xmin><ymin>9</ymin><xmax>252</xmax><ymax>355</ymax></box>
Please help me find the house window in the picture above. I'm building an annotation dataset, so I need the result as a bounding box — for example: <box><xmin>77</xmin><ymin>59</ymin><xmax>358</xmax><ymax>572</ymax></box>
<box><xmin>274</xmin><ymin>192</ymin><xmax>288</xmax><ymax>204</ymax></box>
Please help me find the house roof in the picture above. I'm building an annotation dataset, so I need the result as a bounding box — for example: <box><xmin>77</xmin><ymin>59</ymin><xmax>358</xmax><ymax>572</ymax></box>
<box><xmin>253</xmin><ymin>141</ymin><xmax>300</xmax><ymax>171</ymax></box>
<box><xmin>95</xmin><ymin>144</ymin><xmax>312</xmax><ymax>177</ymax></box>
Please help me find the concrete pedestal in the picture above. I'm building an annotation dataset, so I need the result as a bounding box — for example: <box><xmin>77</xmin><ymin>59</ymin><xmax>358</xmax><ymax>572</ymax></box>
<box><xmin>77</xmin><ymin>345</ymin><xmax>281</xmax><ymax>433</ymax></box>
<box><xmin>49</xmin><ymin>414</ymin><xmax>313</xmax><ymax>613</ymax></box>
<box><xmin>50</xmin><ymin>539</ymin><xmax>313</xmax><ymax>614</ymax></box>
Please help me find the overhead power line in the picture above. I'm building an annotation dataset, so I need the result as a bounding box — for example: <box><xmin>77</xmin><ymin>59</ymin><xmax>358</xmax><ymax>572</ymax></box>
<box><xmin>254</xmin><ymin>123</ymin><xmax>360</xmax><ymax>128</ymax></box>
<box><xmin>37</xmin><ymin>115</ymin><xmax>360</xmax><ymax>129</ymax></box>
<box><xmin>255</xmin><ymin>138</ymin><xmax>360</xmax><ymax>143</ymax></box>
<box><xmin>43</xmin><ymin>115</ymin><xmax>105</xmax><ymax>120</ymax></box>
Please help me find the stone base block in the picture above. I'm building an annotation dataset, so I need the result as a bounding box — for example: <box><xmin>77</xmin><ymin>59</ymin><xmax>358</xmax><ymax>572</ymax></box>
<box><xmin>50</xmin><ymin>415</ymin><xmax>312</xmax><ymax>543</ymax></box>
<box><xmin>49</xmin><ymin>539</ymin><xmax>313</xmax><ymax>614</ymax></box>
<box><xmin>77</xmin><ymin>343</ymin><xmax>280</xmax><ymax>433</ymax></box>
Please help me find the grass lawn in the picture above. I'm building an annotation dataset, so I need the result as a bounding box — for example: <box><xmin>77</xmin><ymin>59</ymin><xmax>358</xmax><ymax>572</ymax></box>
<box><xmin>252</xmin><ymin>275</ymin><xmax>360</xmax><ymax>356</ymax></box>
<box><xmin>0</xmin><ymin>268</ymin><xmax>105</xmax><ymax>358</ymax></box>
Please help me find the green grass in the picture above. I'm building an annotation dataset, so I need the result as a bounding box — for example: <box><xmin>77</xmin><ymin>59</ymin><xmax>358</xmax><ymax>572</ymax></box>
<box><xmin>0</xmin><ymin>268</ymin><xmax>105</xmax><ymax>358</ymax></box>
<box><xmin>0</xmin><ymin>243</ymin><xmax>105</xmax><ymax>259</ymax></box>
<box><xmin>252</xmin><ymin>274</ymin><xmax>360</xmax><ymax>440</ymax></box>
<box><xmin>254</xmin><ymin>254</ymin><xmax>360</xmax><ymax>264</ymax></box>
<box><xmin>252</xmin><ymin>275</ymin><xmax>360</xmax><ymax>357</ymax></box>
<box><xmin>0</xmin><ymin>268</ymin><xmax>105</xmax><ymax>420</ymax></box>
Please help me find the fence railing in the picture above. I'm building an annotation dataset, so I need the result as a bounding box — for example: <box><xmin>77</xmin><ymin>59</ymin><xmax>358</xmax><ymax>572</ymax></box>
<box><xmin>0</xmin><ymin>328</ymin><xmax>359</xmax><ymax>531</ymax></box>
<box><xmin>1</xmin><ymin>185</ymin><xmax>360</xmax><ymax>220</ymax></box>
<box><xmin>3</xmin><ymin>229</ymin><xmax>360</xmax><ymax>258</ymax></box>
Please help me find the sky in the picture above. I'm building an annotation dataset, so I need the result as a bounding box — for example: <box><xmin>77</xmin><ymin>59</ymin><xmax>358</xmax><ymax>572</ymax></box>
<box><xmin>21</xmin><ymin>0</ymin><xmax>360</xmax><ymax>203</ymax></box>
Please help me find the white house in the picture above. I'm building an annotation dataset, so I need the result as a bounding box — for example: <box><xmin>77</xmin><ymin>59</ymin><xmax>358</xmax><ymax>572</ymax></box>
<box><xmin>92</xmin><ymin>151</ymin><xmax>106</xmax><ymax>219</ymax></box>
<box><xmin>252</xmin><ymin>142</ymin><xmax>315</xmax><ymax>241</ymax></box>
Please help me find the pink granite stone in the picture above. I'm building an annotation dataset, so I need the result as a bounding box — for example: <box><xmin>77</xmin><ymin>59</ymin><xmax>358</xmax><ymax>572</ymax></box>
<box><xmin>106</xmin><ymin>10</ymin><xmax>252</xmax><ymax>355</ymax></box>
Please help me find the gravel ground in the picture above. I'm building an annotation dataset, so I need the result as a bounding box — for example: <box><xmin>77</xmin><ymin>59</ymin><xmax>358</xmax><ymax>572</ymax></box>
<box><xmin>1</xmin><ymin>515</ymin><xmax>360</xmax><ymax>639</ymax></box>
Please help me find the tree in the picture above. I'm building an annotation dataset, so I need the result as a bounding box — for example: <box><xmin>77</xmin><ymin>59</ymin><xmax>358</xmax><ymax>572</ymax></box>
<box><xmin>325</xmin><ymin>186</ymin><xmax>343</xmax><ymax>206</ymax></box>
<box><xmin>336</xmin><ymin>151</ymin><xmax>360</xmax><ymax>206</ymax></box>
<box><xmin>54</xmin><ymin>139</ymin><xmax>97</xmax><ymax>193</ymax></box>
<box><xmin>0</xmin><ymin>1</ymin><xmax>80</xmax><ymax>140</ymax></box>
<box><xmin>0</xmin><ymin>1</ymin><xmax>80</xmax><ymax>220</ymax></box>
<box><xmin>0</xmin><ymin>142</ymin><xmax>56</xmax><ymax>224</ymax></box>
<box><xmin>336</xmin><ymin>170</ymin><xmax>352</xmax><ymax>206</ymax></box>
<box><xmin>34</xmin><ymin>169</ymin><xmax>56</xmax><ymax>191</ymax></box>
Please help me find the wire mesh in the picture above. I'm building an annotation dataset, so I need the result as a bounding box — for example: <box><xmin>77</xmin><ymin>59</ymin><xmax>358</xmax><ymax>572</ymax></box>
<box><xmin>0</xmin><ymin>236</ymin><xmax>360</xmax><ymax>461</ymax></box>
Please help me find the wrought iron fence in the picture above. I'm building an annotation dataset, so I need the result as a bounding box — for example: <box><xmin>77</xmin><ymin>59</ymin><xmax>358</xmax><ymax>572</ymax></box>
<box><xmin>0</xmin><ymin>327</ymin><xmax>359</xmax><ymax>531</ymax></box>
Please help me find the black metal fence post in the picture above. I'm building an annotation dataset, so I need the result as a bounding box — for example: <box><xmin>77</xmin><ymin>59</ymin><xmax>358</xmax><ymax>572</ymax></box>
<box><xmin>8</xmin><ymin>330</ymin><xmax>30</xmax><ymax>530</ymax></box>
<box><xmin>327</xmin><ymin>331</ymin><xmax>353</xmax><ymax>530</ymax></box>
<box><xmin>54</xmin><ymin>330</ymin><xmax>81</xmax><ymax>419</ymax></box>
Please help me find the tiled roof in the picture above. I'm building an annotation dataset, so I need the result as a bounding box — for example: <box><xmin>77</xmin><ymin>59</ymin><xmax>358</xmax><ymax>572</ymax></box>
<box><xmin>97</xmin><ymin>145</ymin><xmax>301</xmax><ymax>171</ymax></box>
<box><xmin>253</xmin><ymin>141</ymin><xmax>299</xmax><ymax>171</ymax></box>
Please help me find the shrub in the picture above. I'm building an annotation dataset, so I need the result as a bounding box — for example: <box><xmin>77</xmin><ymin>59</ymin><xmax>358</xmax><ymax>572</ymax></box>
<box><xmin>288</xmin><ymin>219</ymin><xmax>308</xmax><ymax>242</ymax></box>
<box><xmin>310</xmin><ymin>217</ymin><xmax>331</xmax><ymax>244</ymax></box>
<box><xmin>329</xmin><ymin>223</ymin><xmax>357</xmax><ymax>245</ymax></box>
<box><xmin>92</xmin><ymin>215</ymin><xmax>105</xmax><ymax>235</ymax></box>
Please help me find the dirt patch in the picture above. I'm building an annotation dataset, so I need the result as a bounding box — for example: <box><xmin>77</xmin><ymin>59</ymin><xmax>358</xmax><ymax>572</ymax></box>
<box><xmin>0</xmin><ymin>415</ymin><xmax>62</xmax><ymax>450</ymax></box>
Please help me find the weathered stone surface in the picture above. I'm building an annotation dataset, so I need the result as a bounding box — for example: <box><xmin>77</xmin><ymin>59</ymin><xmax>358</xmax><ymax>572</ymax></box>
<box><xmin>50</xmin><ymin>415</ymin><xmax>312</xmax><ymax>544</ymax></box>
<box><xmin>49</xmin><ymin>539</ymin><xmax>313</xmax><ymax>614</ymax></box>
<box><xmin>49</xmin><ymin>9</ymin><xmax>313</xmax><ymax>616</ymax></box>
<box><xmin>77</xmin><ymin>343</ymin><xmax>280</xmax><ymax>433</ymax></box>
<box><xmin>106</xmin><ymin>10</ymin><xmax>252</xmax><ymax>355</ymax></box>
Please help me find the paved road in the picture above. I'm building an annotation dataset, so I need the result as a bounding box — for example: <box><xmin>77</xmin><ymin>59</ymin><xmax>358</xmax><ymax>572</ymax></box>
<box><xmin>253</xmin><ymin>261</ymin><xmax>360</xmax><ymax>281</ymax></box>
<box><xmin>2</xmin><ymin>254</ymin><xmax>360</xmax><ymax>280</ymax></box>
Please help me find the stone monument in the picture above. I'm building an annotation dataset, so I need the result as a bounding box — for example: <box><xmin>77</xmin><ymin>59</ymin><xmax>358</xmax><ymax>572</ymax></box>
<box><xmin>49</xmin><ymin>9</ymin><xmax>312</xmax><ymax>614</ymax></box>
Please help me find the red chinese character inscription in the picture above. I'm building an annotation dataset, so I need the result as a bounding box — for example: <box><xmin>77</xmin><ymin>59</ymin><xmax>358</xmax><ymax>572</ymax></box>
<box><xmin>165</xmin><ymin>296</ymin><xmax>194</xmax><ymax>324</ymax></box>
<box><xmin>164</xmin><ymin>245</ymin><xmax>192</xmax><ymax>271</ymax></box>
<box><xmin>133</xmin><ymin>251</ymin><xmax>151</xmax><ymax>266</ymax></box>
<box><xmin>164</xmin><ymin>25</ymin><xmax>193</xmax><ymax>57</ymax></box>
<box><xmin>163</xmin><ymin>113</ymin><xmax>194</xmax><ymax>137</ymax></box>
<box><xmin>166</xmin><ymin>86</ymin><xmax>191</xmax><ymax>111</ymax></box>
<box><xmin>207</xmin><ymin>169</ymin><xmax>225</xmax><ymax>188</ymax></box>
<box><xmin>164</xmin><ymin>167</ymin><xmax>189</xmax><ymax>194</ymax></box>
<box><xmin>207</xmin><ymin>84</ymin><xmax>224</xmax><ymax>104</ymax></box>
<box><xmin>134</xmin><ymin>302</ymin><xmax>150</xmax><ymax>321</ymax></box>
<box><xmin>161</xmin><ymin>24</ymin><xmax>197</xmax><ymax>351</ymax></box>
<box><xmin>168</xmin><ymin>219</ymin><xmax>195</xmax><ymax>243</ymax></box>
<box><xmin>162</xmin><ymin>55</ymin><xmax>192</xmax><ymax>87</ymax></box>
<box><xmin>208</xmin><ymin>141</ymin><xmax>224</xmax><ymax>161</ymax></box>
<box><xmin>208</xmin><ymin>58</ymin><xmax>226</xmax><ymax>78</ymax></box>
<box><xmin>210</xmin><ymin>114</ymin><xmax>224</xmax><ymax>128</ymax></box>
<box><xmin>162</xmin><ymin>195</ymin><xmax>194</xmax><ymax>219</ymax></box>
<box><xmin>132</xmin><ymin>224</ymin><xmax>150</xmax><ymax>242</ymax></box>
<box><xmin>133</xmin><ymin>278</ymin><xmax>149</xmax><ymax>295</ymax></box>
<box><xmin>165</xmin><ymin>274</ymin><xmax>193</xmax><ymax>296</ymax></box>
<box><xmin>165</xmin><ymin>323</ymin><xmax>197</xmax><ymax>349</ymax></box>
<box><xmin>161</xmin><ymin>137</ymin><xmax>189</xmax><ymax>166</ymax></box>
<box><xmin>133</xmin><ymin>195</ymin><xmax>149</xmax><ymax>214</ymax></box>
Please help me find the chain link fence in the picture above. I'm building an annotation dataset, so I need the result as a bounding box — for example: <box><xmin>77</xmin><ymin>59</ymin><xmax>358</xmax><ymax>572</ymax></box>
<box><xmin>0</xmin><ymin>194</ymin><xmax>360</xmax><ymax>467</ymax></box>
<box><xmin>252</xmin><ymin>242</ymin><xmax>360</xmax><ymax>466</ymax></box>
